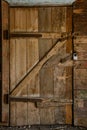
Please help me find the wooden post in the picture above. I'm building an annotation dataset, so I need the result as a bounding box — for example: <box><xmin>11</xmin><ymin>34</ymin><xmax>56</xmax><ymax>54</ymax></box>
<box><xmin>1</xmin><ymin>0</ymin><xmax>9</xmax><ymax>125</ymax></box>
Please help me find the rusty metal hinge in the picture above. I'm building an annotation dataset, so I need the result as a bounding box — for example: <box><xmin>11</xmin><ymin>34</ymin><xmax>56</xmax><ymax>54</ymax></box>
<box><xmin>4</xmin><ymin>94</ymin><xmax>9</xmax><ymax>104</ymax></box>
<box><xmin>3</xmin><ymin>30</ymin><xmax>9</xmax><ymax>40</ymax></box>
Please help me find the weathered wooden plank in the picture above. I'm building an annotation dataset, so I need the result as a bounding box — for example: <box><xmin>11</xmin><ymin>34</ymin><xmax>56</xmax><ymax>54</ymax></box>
<box><xmin>74</xmin><ymin>69</ymin><xmax>87</xmax><ymax>79</ymax></box>
<box><xmin>2</xmin><ymin>1</ymin><xmax>9</xmax><ymax>123</ymax></box>
<box><xmin>26</xmin><ymin>37</ymin><xmax>40</xmax><ymax>124</ymax></box>
<box><xmin>15</xmin><ymin>39</ymin><xmax>28</xmax><ymax>125</ymax></box>
<box><xmin>74</xmin><ymin>43</ymin><xmax>87</xmax><ymax>52</ymax></box>
<box><xmin>27</xmin><ymin>73</ymin><xmax>40</xmax><ymax>97</ymax></box>
<box><xmin>74</xmin><ymin>99</ymin><xmax>87</xmax><ymax>127</ymax></box>
<box><xmin>15</xmin><ymin>39</ymin><xmax>26</xmax><ymax>85</ymax></box>
<box><xmin>26</xmin><ymin>8</ymin><xmax>38</xmax><ymax>32</ymax></box>
<box><xmin>74</xmin><ymin>22</ymin><xmax>87</xmax><ymax>35</ymax></box>
<box><xmin>40</xmin><ymin>67</ymin><xmax>54</xmax><ymax>97</ymax></box>
<box><xmin>66</xmin><ymin>75</ymin><xmax>72</xmax><ymax>100</ymax></box>
<box><xmin>74</xmin><ymin>117</ymin><xmax>87</xmax><ymax>127</ymax></box>
<box><xmin>16</xmin><ymin>102</ymin><xmax>28</xmax><ymax>126</ymax></box>
<box><xmin>10</xmin><ymin>39</ymin><xmax>16</xmax><ymax>91</ymax></box>
<box><xmin>76</xmin><ymin>52</ymin><xmax>87</xmax><ymax>60</ymax></box>
<box><xmin>66</xmin><ymin>7</ymin><xmax>72</xmax><ymax>33</ymax></box>
<box><xmin>15</xmin><ymin>8</ymin><xmax>27</xmax><ymax>31</ymax></box>
<box><xmin>74</xmin><ymin>90</ymin><xmax>87</xmax><ymax>99</ymax></box>
<box><xmin>28</xmin><ymin>102</ymin><xmax>40</xmax><ymax>124</ymax></box>
<box><xmin>37</xmin><ymin>101</ymin><xmax>72</xmax><ymax>108</ymax></box>
<box><xmin>66</xmin><ymin>104</ymin><xmax>72</xmax><ymax>124</ymax></box>
<box><xmin>52</xmin><ymin>7</ymin><xmax>66</xmax><ymax>32</ymax></box>
<box><xmin>10</xmin><ymin>8</ymin><xmax>15</xmax><ymax>32</ymax></box>
<box><xmin>10</xmin><ymin>102</ymin><xmax>16</xmax><ymax>126</ymax></box>
<box><xmin>74</xmin><ymin>79</ymin><xmax>87</xmax><ymax>90</ymax></box>
<box><xmin>74</xmin><ymin>61</ymin><xmax>87</xmax><ymax>69</ymax></box>
<box><xmin>54</xmin><ymin>67</ymin><xmax>66</xmax><ymax>99</ymax></box>
<box><xmin>26</xmin><ymin>38</ymin><xmax>39</xmax><ymax>71</ymax></box>
<box><xmin>66</xmin><ymin>67</ymin><xmax>72</xmax><ymax>99</ymax></box>
<box><xmin>38</xmin><ymin>7</ymin><xmax>51</xmax><ymax>32</ymax></box>
<box><xmin>40</xmin><ymin>108</ymin><xmax>54</xmax><ymax>124</ymax></box>
<box><xmin>39</xmin><ymin>39</ymin><xmax>53</xmax><ymax>59</ymax></box>
<box><xmin>54</xmin><ymin>106</ymin><xmax>65</xmax><ymax>124</ymax></box>
<box><xmin>74</xmin><ymin>36</ymin><xmax>87</xmax><ymax>44</ymax></box>
<box><xmin>10</xmin><ymin>40</ymin><xmax>66</xmax><ymax>96</ymax></box>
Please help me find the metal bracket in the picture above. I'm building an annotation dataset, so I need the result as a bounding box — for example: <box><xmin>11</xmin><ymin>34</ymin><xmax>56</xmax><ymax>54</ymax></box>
<box><xmin>4</xmin><ymin>94</ymin><xmax>9</xmax><ymax>104</ymax></box>
<box><xmin>3</xmin><ymin>30</ymin><xmax>9</xmax><ymax>40</ymax></box>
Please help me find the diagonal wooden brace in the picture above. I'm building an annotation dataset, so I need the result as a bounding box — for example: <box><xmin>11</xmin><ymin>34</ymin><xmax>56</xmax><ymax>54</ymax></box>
<box><xmin>10</xmin><ymin>34</ymin><xmax>73</xmax><ymax>96</ymax></box>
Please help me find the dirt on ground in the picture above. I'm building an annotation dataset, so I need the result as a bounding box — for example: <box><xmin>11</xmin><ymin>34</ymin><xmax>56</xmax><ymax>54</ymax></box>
<box><xmin>0</xmin><ymin>125</ymin><xmax>87</xmax><ymax>130</ymax></box>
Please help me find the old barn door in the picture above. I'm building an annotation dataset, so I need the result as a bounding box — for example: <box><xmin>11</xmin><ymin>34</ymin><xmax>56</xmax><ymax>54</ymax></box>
<box><xmin>9</xmin><ymin>6</ymin><xmax>73</xmax><ymax>126</ymax></box>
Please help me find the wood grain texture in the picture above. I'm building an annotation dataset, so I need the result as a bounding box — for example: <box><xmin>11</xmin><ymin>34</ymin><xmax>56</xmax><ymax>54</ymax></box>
<box><xmin>26</xmin><ymin>8</ymin><xmax>38</xmax><ymax>32</ymax></box>
<box><xmin>2</xmin><ymin>1</ymin><xmax>9</xmax><ymax>123</ymax></box>
<box><xmin>40</xmin><ymin>108</ymin><xmax>54</xmax><ymax>124</ymax></box>
<box><xmin>10</xmin><ymin>8</ymin><xmax>15</xmax><ymax>32</ymax></box>
<box><xmin>8</xmin><ymin>6</ymin><xmax>73</xmax><ymax>126</ymax></box>
<box><xmin>74</xmin><ymin>36</ymin><xmax>87</xmax><ymax>44</ymax></box>
<box><xmin>74</xmin><ymin>69</ymin><xmax>87</xmax><ymax>79</ymax></box>
<box><xmin>16</xmin><ymin>102</ymin><xmax>28</xmax><ymax>126</ymax></box>
<box><xmin>40</xmin><ymin>67</ymin><xmax>54</xmax><ymax>97</ymax></box>
<box><xmin>11</xmin><ymin>40</ymin><xmax>66</xmax><ymax>96</ymax></box>
<box><xmin>26</xmin><ymin>38</ymin><xmax>39</xmax><ymax>71</ymax></box>
<box><xmin>10</xmin><ymin>102</ymin><xmax>16</xmax><ymax>126</ymax></box>
<box><xmin>66</xmin><ymin>104</ymin><xmax>72</xmax><ymax>124</ymax></box>
<box><xmin>38</xmin><ymin>7</ymin><xmax>51</xmax><ymax>32</ymax></box>
<box><xmin>15</xmin><ymin>8</ymin><xmax>27</xmax><ymax>31</ymax></box>
<box><xmin>10</xmin><ymin>39</ymin><xmax>16</xmax><ymax>91</ymax></box>
<box><xmin>28</xmin><ymin>102</ymin><xmax>40</xmax><ymax>124</ymax></box>
<box><xmin>74</xmin><ymin>79</ymin><xmax>87</xmax><ymax>90</ymax></box>
<box><xmin>52</xmin><ymin>7</ymin><xmax>66</xmax><ymax>32</ymax></box>
<box><xmin>54</xmin><ymin>106</ymin><xmax>65</xmax><ymax>124</ymax></box>
<box><xmin>15</xmin><ymin>39</ymin><xmax>26</xmax><ymax>85</ymax></box>
<box><xmin>39</xmin><ymin>39</ymin><xmax>53</xmax><ymax>60</ymax></box>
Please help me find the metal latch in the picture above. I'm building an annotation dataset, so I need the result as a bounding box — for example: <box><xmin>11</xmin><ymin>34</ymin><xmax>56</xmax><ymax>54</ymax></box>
<box><xmin>4</xmin><ymin>94</ymin><xmax>9</xmax><ymax>104</ymax></box>
<box><xmin>73</xmin><ymin>52</ymin><xmax>78</xmax><ymax>60</ymax></box>
<box><xmin>3</xmin><ymin>30</ymin><xmax>9</xmax><ymax>40</ymax></box>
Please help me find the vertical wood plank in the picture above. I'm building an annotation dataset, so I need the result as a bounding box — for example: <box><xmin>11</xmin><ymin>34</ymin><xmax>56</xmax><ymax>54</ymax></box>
<box><xmin>52</xmin><ymin>7</ymin><xmax>66</xmax><ymax>32</ymax></box>
<box><xmin>28</xmin><ymin>103</ymin><xmax>40</xmax><ymax>125</ymax></box>
<box><xmin>15</xmin><ymin>39</ymin><xmax>26</xmax><ymax>84</ymax></box>
<box><xmin>27</xmin><ymin>38</ymin><xmax>40</xmax><ymax>124</ymax></box>
<box><xmin>2</xmin><ymin>1</ymin><xmax>9</xmax><ymax>124</ymax></box>
<box><xmin>66</xmin><ymin>67</ymin><xmax>72</xmax><ymax>100</ymax></box>
<box><xmin>10</xmin><ymin>8</ymin><xmax>15</xmax><ymax>32</ymax></box>
<box><xmin>38</xmin><ymin>7</ymin><xmax>51</xmax><ymax>32</ymax></box>
<box><xmin>26</xmin><ymin>8</ymin><xmax>38</xmax><ymax>32</ymax></box>
<box><xmin>15</xmin><ymin>39</ymin><xmax>28</xmax><ymax>125</ymax></box>
<box><xmin>39</xmin><ymin>39</ymin><xmax>53</xmax><ymax>60</ymax></box>
<box><xmin>40</xmin><ymin>108</ymin><xmax>54</xmax><ymax>124</ymax></box>
<box><xmin>40</xmin><ymin>67</ymin><xmax>54</xmax><ymax>98</ymax></box>
<box><xmin>15</xmin><ymin>8</ymin><xmax>27</xmax><ymax>31</ymax></box>
<box><xmin>26</xmin><ymin>38</ymin><xmax>39</xmax><ymax>71</ymax></box>
<box><xmin>10</xmin><ymin>39</ymin><xmax>16</xmax><ymax>92</ymax></box>
<box><xmin>66</xmin><ymin>7</ymin><xmax>72</xmax><ymax>53</ymax></box>
<box><xmin>54</xmin><ymin>106</ymin><xmax>66</xmax><ymax>124</ymax></box>
<box><xmin>10</xmin><ymin>102</ymin><xmax>16</xmax><ymax>126</ymax></box>
<box><xmin>66</xmin><ymin>104</ymin><xmax>72</xmax><ymax>124</ymax></box>
<box><xmin>54</xmin><ymin>67</ymin><xmax>66</xmax><ymax>99</ymax></box>
<box><xmin>16</xmin><ymin>102</ymin><xmax>28</xmax><ymax>126</ymax></box>
<box><xmin>10</xmin><ymin>39</ymin><xmax>16</xmax><ymax>126</ymax></box>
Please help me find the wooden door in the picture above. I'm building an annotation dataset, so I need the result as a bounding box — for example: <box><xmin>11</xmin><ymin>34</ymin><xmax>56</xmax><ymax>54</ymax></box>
<box><xmin>4</xmin><ymin>5</ymin><xmax>73</xmax><ymax>126</ymax></box>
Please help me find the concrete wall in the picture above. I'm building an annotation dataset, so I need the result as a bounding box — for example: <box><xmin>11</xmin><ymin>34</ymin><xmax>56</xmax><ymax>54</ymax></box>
<box><xmin>6</xmin><ymin>0</ymin><xmax>75</xmax><ymax>5</ymax></box>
